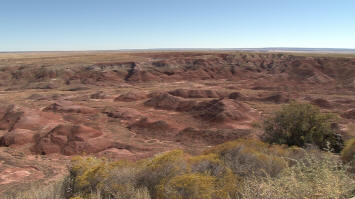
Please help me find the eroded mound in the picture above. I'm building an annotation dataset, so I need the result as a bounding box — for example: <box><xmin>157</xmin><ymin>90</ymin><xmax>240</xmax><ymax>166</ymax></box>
<box><xmin>1</xmin><ymin>129</ymin><xmax>35</xmax><ymax>147</ymax></box>
<box><xmin>144</xmin><ymin>93</ymin><xmax>197</xmax><ymax>111</ymax></box>
<box><xmin>342</xmin><ymin>109</ymin><xmax>355</xmax><ymax>119</ymax></box>
<box><xmin>191</xmin><ymin>99</ymin><xmax>253</xmax><ymax>123</ymax></box>
<box><xmin>228</xmin><ymin>92</ymin><xmax>247</xmax><ymax>100</ymax></box>
<box><xmin>114</xmin><ymin>91</ymin><xmax>147</xmax><ymax>102</ymax></box>
<box><xmin>168</xmin><ymin>89</ymin><xmax>227</xmax><ymax>98</ymax></box>
<box><xmin>260</xmin><ymin>93</ymin><xmax>290</xmax><ymax>104</ymax></box>
<box><xmin>0</xmin><ymin>105</ymin><xmax>23</xmax><ymax>131</ymax></box>
<box><xmin>0</xmin><ymin>105</ymin><xmax>64</xmax><ymax>149</ymax></box>
<box><xmin>128</xmin><ymin>117</ymin><xmax>178</xmax><ymax>139</ymax></box>
<box><xmin>90</xmin><ymin>91</ymin><xmax>106</xmax><ymax>99</ymax></box>
<box><xmin>33</xmin><ymin>124</ymin><xmax>108</xmax><ymax>155</ymax></box>
<box><xmin>102</xmin><ymin>106</ymin><xmax>143</xmax><ymax>124</ymax></box>
<box><xmin>97</xmin><ymin>148</ymin><xmax>136</xmax><ymax>160</ymax></box>
<box><xmin>26</xmin><ymin>94</ymin><xmax>47</xmax><ymax>100</ymax></box>
<box><xmin>311</xmin><ymin>98</ymin><xmax>332</xmax><ymax>108</ymax></box>
<box><xmin>0</xmin><ymin>104</ymin><xmax>62</xmax><ymax>139</ymax></box>
<box><xmin>43</xmin><ymin>102</ymin><xmax>95</xmax><ymax>114</ymax></box>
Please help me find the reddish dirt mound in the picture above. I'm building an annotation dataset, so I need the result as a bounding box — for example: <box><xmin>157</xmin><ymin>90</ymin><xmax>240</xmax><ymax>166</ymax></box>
<box><xmin>128</xmin><ymin>117</ymin><xmax>178</xmax><ymax>139</ymax></box>
<box><xmin>0</xmin><ymin>129</ymin><xmax>35</xmax><ymax>146</ymax></box>
<box><xmin>0</xmin><ymin>105</ymin><xmax>23</xmax><ymax>131</ymax></box>
<box><xmin>191</xmin><ymin>99</ymin><xmax>252</xmax><ymax>123</ymax></box>
<box><xmin>102</xmin><ymin>106</ymin><xmax>143</xmax><ymax>122</ymax></box>
<box><xmin>306</xmin><ymin>71</ymin><xmax>334</xmax><ymax>84</ymax></box>
<box><xmin>97</xmin><ymin>148</ymin><xmax>136</xmax><ymax>160</ymax></box>
<box><xmin>144</xmin><ymin>93</ymin><xmax>197</xmax><ymax>111</ymax></box>
<box><xmin>228</xmin><ymin>92</ymin><xmax>247</xmax><ymax>100</ymax></box>
<box><xmin>125</xmin><ymin>64</ymin><xmax>159</xmax><ymax>82</ymax></box>
<box><xmin>33</xmin><ymin>124</ymin><xmax>108</xmax><ymax>155</ymax></box>
<box><xmin>168</xmin><ymin>89</ymin><xmax>226</xmax><ymax>98</ymax></box>
<box><xmin>342</xmin><ymin>109</ymin><xmax>355</xmax><ymax>119</ymax></box>
<box><xmin>0</xmin><ymin>167</ymin><xmax>45</xmax><ymax>186</ymax></box>
<box><xmin>114</xmin><ymin>91</ymin><xmax>147</xmax><ymax>102</ymax></box>
<box><xmin>176</xmin><ymin>127</ymin><xmax>251</xmax><ymax>145</ymax></box>
<box><xmin>43</xmin><ymin>103</ymin><xmax>95</xmax><ymax>114</ymax></box>
<box><xmin>311</xmin><ymin>98</ymin><xmax>332</xmax><ymax>108</ymax></box>
<box><xmin>0</xmin><ymin>105</ymin><xmax>59</xmax><ymax>132</ymax></box>
<box><xmin>90</xmin><ymin>91</ymin><xmax>106</xmax><ymax>99</ymax></box>
<box><xmin>14</xmin><ymin>109</ymin><xmax>62</xmax><ymax>132</ymax></box>
<box><xmin>260</xmin><ymin>93</ymin><xmax>290</xmax><ymax>103</ymax></box>
<box><xmin>26</xmin><ymin>94</ymin><xmax>47</xmax><ymax>100</ymax></box>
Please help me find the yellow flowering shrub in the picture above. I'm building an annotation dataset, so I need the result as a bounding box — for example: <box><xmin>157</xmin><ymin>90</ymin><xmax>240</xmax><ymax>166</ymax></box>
<box><xmin>136</xmin><ymin>150</ymin><xmax>188</xmax><ymax>198</ymax></box>
<box><xmin>156</xmin><ymin>173</ymin><xmax>216</xmax><ymax>199</ymax></box>
<box><xmin>204</xmin><ymin>139</ymin><xmax>291</xmax><ymax>177</ymax></box>
<box><xmin>188</xmin><ymin>153</ymin><xmax>240</xmax><ymax>197</ymax></box>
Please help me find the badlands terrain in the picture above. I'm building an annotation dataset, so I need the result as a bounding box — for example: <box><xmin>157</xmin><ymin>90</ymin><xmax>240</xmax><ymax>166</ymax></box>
<box><xmin>0</xmin><ymin>50</ymin><xmax>354</xmax><ymax>194</ymax></box>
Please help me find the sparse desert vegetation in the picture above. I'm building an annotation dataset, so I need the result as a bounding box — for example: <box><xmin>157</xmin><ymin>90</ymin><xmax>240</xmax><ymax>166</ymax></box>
<box><xmin>4</xmin><ymin>139</ymin><xmax>354</xmax><ymax>199</ymax></box>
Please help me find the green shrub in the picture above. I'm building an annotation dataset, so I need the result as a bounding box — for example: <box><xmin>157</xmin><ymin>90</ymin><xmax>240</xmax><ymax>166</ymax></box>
<box><xmin>263</xmin><ymin>102</ymin><xmax>343</xmax><ymax>152</ymax></box>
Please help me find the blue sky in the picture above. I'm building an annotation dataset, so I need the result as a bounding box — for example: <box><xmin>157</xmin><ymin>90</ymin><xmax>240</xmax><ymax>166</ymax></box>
<box><xmin>1</xmin><ymin>0</ymin><xmax>354</xmax><ymax>51</ymax></box>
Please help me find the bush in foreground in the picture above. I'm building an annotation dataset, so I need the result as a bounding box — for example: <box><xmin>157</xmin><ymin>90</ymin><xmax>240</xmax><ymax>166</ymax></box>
<box><xmin>341</xmin><ymin>138</ymin><xmax>355</xmax><ymax>173</ymax></box>
<box><xmin>156</xmin><ymin>173</ymin><xmax>216</xmax><ymax>199</ymax></box>
<box><xmin>136</xmin><ymin>150</ymin><xmax>187</xmax><ymax>199</ymax></box>
<box><xmin>341</xmin><ymin>138</ymin><xmax>355</xmax><ymax>163</ymax></box>
<box><xmin>204</xmin><ymin>139</ymin><xmax>301</xmax><ymax>177</ymax></box>
<box><xmin>2</xmin><ymin>177</ymin><xmax>69</xmax><ymax>199</ymax></box>
<box><xmin>3</xmin><ymin>139</ymin><xmax>354</xmax><ymax>199</ymax></box>
<box><xmin>240</xmin><ymin>153</ymin><xmax>355</xmax><ymax>199</ymax></box>
<box><xmin>263</xmin><ymin>102</ymin><xmax>343</xmax><ymax>152</ymax></box>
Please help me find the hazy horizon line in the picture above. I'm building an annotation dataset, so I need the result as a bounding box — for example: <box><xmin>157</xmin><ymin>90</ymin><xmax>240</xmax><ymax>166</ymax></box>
<box><xmin>1</xmin><ymin>47</ymin><xmax>355</xmax><ymax>53</ymax></box>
